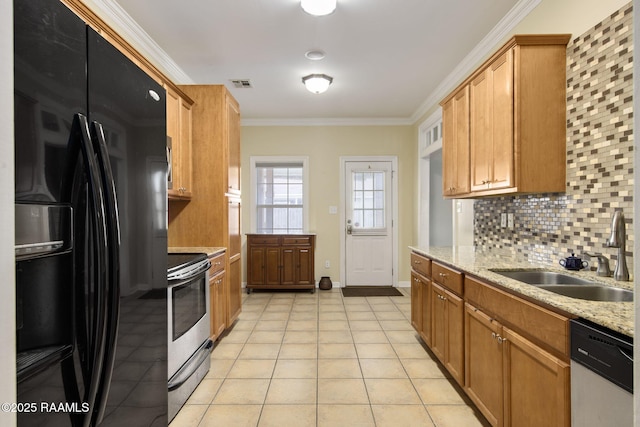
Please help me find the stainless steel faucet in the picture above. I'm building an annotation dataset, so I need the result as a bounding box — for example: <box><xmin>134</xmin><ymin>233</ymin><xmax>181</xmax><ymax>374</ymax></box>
<box><xmin>606</xmin><ymin>211</ymin><xmax>629</xmax><ymax>281</ymax></box>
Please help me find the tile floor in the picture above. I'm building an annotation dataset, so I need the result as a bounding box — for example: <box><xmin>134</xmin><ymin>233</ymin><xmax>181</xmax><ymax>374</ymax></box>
<box><xmin>170</xmin><ymin>288</ymin><xmax>490</xmax><ymax>427</ymax></box>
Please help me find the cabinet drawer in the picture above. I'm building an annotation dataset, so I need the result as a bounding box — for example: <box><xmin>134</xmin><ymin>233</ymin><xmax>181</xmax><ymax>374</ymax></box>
<box><xmin>465</xmin><ymin>276</ymin><xmax>570</xmax><ymax>358</ymax></box>
<box><xmin>411</xmin><ymin>253</ymin><xmax>431</xmax><ymax>277</ymax></box>
<box><xmin>432</xmin><ymin>262</ymin><xmax>463</xmax><ymax>296</ymax></box>
<box><xmin>282</xmin><ymin>236</ymin><xmax>312</xmax><ymax>245</ymax></box>
<box><xmin>249</xmin><ymin>236</ymin><xmax>280</xmax><ymax>245</ymax></box>
<box><xmin>209</xmin><ymin>252</ymin><xmax>225</xmax><ymax>275</ymax></box>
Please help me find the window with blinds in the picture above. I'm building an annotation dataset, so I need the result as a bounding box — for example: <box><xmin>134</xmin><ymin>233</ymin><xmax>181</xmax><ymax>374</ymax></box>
<box><xmin>255</xmin><ymin>162</ymin><xmax>304</xmax><ymax>234</ymax></box>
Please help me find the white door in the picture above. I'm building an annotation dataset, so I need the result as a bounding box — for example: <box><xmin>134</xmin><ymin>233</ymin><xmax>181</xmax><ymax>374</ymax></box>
<box><xmin>344</xmin><ymin>160</ymin><xmax>393</xmax><ymax>286</ymax></box>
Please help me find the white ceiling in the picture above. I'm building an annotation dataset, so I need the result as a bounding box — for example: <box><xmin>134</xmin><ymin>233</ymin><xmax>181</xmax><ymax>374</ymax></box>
<box><xmin>110</xmin><ymin>0</ymin><xmax>524</xmax><ymax>123</ymax></box>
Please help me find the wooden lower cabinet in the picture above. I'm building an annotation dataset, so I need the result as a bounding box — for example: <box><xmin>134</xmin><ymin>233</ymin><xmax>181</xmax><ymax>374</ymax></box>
<box><xmin>465</xmin><ymin>302</ymin><xmax>570</xmax><ymax>427</ymax></box>
<box><xmin>246</xmin><ymin>234</ymin><xmax>316</xmax><ymax>292</ymax></box>
<box><xmin>208</xmin><ymin>252</ymin><xmax>226</xmax><ymax>341</ymax></box>
<box><xmin>431</xmin><ymin>282</ymin><xmax>464</xmax><ymax>386</ymax></box>
<box><xmin>411</xmin><ymin>272</ymin><xmax>423</xmax><ymax>333</ymax></box>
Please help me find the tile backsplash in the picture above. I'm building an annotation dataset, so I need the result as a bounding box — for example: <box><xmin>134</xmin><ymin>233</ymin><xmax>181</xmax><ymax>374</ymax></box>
<box><xmin>474</xmin><ymin>3</ymin><xmax>634</xmax><ymax>271</ymax></box>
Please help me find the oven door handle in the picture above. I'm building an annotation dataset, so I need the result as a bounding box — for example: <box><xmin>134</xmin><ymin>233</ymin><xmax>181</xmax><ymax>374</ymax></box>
<box><xmin>168</xmin><ymin>340</ymin><xmax>214</xmax><ymax>391</ymax></box>
<box><xmin>167</xmin><ymin>259</ymin><xmax>211</xmax><ymax>282</ymax></box>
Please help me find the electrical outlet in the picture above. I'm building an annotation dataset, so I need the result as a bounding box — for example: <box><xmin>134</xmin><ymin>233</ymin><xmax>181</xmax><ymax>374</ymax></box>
<box><xmin>500</xmin><ymin>213</ymin><xmax>507</xmax><ymax>228</ymax></box>
<box><xmin>507</xmin><ymin>213</ymin><xmax>514</xmax><ymax>229</ymax></box>
<box><xmin>325</xmin><ymin>260</ymin><xmax>330</xmax><ymax>268</ymax></box>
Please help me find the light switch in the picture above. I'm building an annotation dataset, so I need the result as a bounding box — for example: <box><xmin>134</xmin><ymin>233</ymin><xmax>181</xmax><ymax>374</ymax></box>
<box><xmin>329</xmin><ymin>206</ymin><xmax>338</xmax><ymax>214</ymax></box>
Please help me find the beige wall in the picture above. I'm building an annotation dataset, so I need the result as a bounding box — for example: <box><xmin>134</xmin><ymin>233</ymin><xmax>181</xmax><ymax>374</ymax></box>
<box><xmin>241</xmin><ymin>125</ymin><xmax>415</xmax><ymax>285</ymax></box>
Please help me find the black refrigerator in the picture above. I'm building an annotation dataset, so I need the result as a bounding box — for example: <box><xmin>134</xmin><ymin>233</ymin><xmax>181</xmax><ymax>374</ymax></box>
<box><xmin>14</xmin><ymin>0</ymin><xmax>168</xmax><ymax>425</ymax></box>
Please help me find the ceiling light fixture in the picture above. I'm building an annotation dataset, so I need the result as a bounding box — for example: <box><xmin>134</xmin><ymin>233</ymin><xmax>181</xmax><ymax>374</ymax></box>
<box><xmin>301</xmin><ymin>0</ymin><xmax>336</xmax><ymax>16</ymax></box>
<box><xmin>302</xmin><ymin>74</ymin><xmax>333</xmax><ymax>94</ymax></box>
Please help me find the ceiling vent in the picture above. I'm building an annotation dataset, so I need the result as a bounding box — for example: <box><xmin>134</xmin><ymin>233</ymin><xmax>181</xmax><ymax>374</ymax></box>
<box><xmin>231</xmin><ymin>79</ymin><xmax>253</xmax><ymax>88</ymax></box>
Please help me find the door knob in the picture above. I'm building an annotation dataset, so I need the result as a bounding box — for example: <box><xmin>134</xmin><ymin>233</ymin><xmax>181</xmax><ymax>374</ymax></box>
<box><xmin>346</xmin><ymin>219</ymin><xmax>352</xmax><ymax>235</ymax></box>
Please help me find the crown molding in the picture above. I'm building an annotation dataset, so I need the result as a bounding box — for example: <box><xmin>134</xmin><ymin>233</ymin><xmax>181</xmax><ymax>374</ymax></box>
<box><xmin>91</xmin><ymin>0</ymin><xmax>194</xmax><ymax>84</ymax></box>
<box><xmin>241</xmin><ymin>117</ymin><xmax>414</xmax><ymax>127</ymax></box>
<box><xmin>410</xmin><ymin>0</ymin><xmax>541</xmax><ymax>124</ymax></box>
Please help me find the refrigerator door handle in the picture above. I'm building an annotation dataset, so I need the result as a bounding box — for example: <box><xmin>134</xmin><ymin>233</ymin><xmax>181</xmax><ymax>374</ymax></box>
<box><xmin>66</xmin><ymin>114</ymin><xmax>110</xmax><ymax>427</ymax></box>
<box><xmin>90</xmin><ymin>120</ymin><xmax>122</xmax><ymax>424</ymax></box>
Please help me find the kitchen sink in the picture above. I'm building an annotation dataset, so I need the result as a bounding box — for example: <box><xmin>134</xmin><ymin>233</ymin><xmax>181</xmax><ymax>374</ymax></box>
<box><xmin>490</xmin><ymin>269</ymin><xmax>633</xmax><ymax>302</ymax></box>
<box><xmin>537</xmin><ymin>285</ymin><xmax>633</xmax><ymax>302</ymax></box>
<box><xmin>490</xmin><ymin>269</ymin><xmax>594</xmax><ymax>285</ymax></box>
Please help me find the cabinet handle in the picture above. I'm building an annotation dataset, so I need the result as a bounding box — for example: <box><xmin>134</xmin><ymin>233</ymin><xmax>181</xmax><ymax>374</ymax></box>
<box><xmin>498</xmin><ymin>336</ymin><xmax>507</xmax><ymax>344</ymax></box>
<box><xmin>414</xmin><ymin>260</ymin><xmax>421</xmax><ymax>264</ymax></box>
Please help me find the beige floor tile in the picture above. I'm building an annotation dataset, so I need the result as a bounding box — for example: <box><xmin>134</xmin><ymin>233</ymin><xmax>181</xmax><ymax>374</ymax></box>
<box><xmin>319</xmin><ymin>311</ymin><xmax>348</xmax><ymax>321</ymax></box>
<box><xmin>371</xmin><ymin>404</ymin><xmax>435</xmax><ymax>427</ymax></box>
<box><xmin>210</xmin><ymin>342</ymin><xmax>244</xmax><ymax>360</ymax></box>
<box><xmin>220</xmin><ymin>329</ymin><xmax>252</xmax><ymax>344</ymax></box>
<box><xmin>247</xmin><ymin>330</ymin><xmax>285</xmax><ymax>343</ymax></box>
<box><xmin>273</xmin><ymin>359</ymin><xmax>318</xmax><ymax>378</ymax></box>
<box><xmin>289</xmin><ymin>311</ymin><xmax>318</xmax><ymax>321</ymax></box>
<box><xmin>379</xmin><ymin>320</ymin><xmax>414</xmax><ymax>331</ymax></box>
<box><xmin>392</xmin><ymin>343</ymin><xmax>432</xmax><ymax>359</ymax></box>
<box><xmin>385</xmin><ymin>330</ymin><xmax>421</xmax><ymax>344</ymax></box>
<box><xmin>318</xmin><ymin>358</ymin><xmax>362</xmax><ymax>378</ymax></box>
<box><xmin>426</xmin><ymin>405</ymin><xmax>490</xmax><ymax>427</ymax></box>
<box><xmin>253</xmin><ymin>319</ymin><xmax>288</xmax><ymax>331</ymax></box>
<box><xmin>318</xmin><ymin>343</ymin><xmax>357</xmax><ymax>358</ymax></box>
<box><xmin>351</xmin><ymin>330</ymin><xmax>389</xmax><ymax>344</ymax></box>
<box><xmin>184</xmin><ymin>378</ymin><xmax>223</xmax><ymax>404</ymax></box>
<box><xmin>259</xmin><ymin>311</ymin><xmax>290</xmax><ymax>321</ymax></box>
<box><xmin>318</xmin><ymin>320</ymin><xmax>350</xmax><ymax>331</ymax></box>
<box><xmin>401</xmin><ymin>358</ymin><xmax>449</xmax><ymax>379</ymax></box>
<box><xmin>199</xmin><ymin>404</ymin><xmax>262</xmax><ymax>427</ymax></box>
<box><xmin>360</xmin><ymin>358</ymin><xmax>408</xmax><ymax>379</ymax></box>
<box><xmin>355</xmin><ymin>343</ymin><xmax>397</xmax><ymax>358</ymax></box>
<box><xmin>344</xmin><ymin>304</ymin><xmax>373</xmax><ymax>312</ymax></box>
<box><xmin>317</xmin><ymin>405</ymin><xmax>375</xmax><ymax>427</ymax></box>
<box><xmin>283</xmin><ymin>330</ymin><xmax>318</xmax><ymax>344</ymax></box>
<box><xmin>364</xmin><ymin>378</ymin><xmax>422</xmax><ymax>404</ymax></box>
<box><xmin>205</xmin><ymin>358</ymin><xmax>234</xmax><ymax>378</ymax></box>
<box><xmin>231</xmin><ymin>319</ymin><xmax>258</xmax><ymax>331</ymax></box>
<box><xmin>238</xmin><ymin>343</ymin><xmax>282</xmax><ymax>359</ymax></box>
<box><xmin>318</xmin><ymin>378</ymin><xmax>369</xmax><ymax>404</ymax></box>
<box><xmin>375</xmin><ymin>310</ymin><xmax>408</xmax><ymax>320</ymax></box>
<box><xmin>265</xmin><ymin>378</ymin><xmax>317</xmax><ymax>404</ymax></box>
<box><xmin>212</xmin><ymin>379</ymin><xmax>269</xmax><ymax>404</ymax></box>
<box><xmin>264</xmin><ymin>304</ymin><xmax>293</xmax><ymax>313</ymax></box>
<box><xmin>347</xmin><ymin>311</ymin><xmax>377</xmax><ymax>321</ymax></box>
<box><xmin>286</xmin><ymin>320</ymin><xmax>318</xmax><ymax>331</ymax></box>
<box><xmin>227</xmin><ymin>359</ymin><xmax>276</xmax><ymax>379</ymax></box>
<box><xmin>168</xmin><ymin>404</ymin><xmax>207</xmax><ymax>427</ymax></box>
<box><xmin>238</xmin><ymin>311</ymin><xmax>261</xmax><ymax>320</ymax></box>
<box><xmin>413</xmin><ymin>378</ymin><xmax>467</xmax><ymax>404</ymax></box>
<box><xmin>258</xmin><ymin>404</ymin><xmax>317</xmax><ymax>427</ymax></box>
<box><xmin>318</xmin><ymin>330</ymin><xmax>353</xmax><ymax>344</ymax></box>
<box><xmin>279</xmin><ymin>343</ymin><xmax>318</xmax><ymax>359</ymax></box>
<box><xmin>349</xmin><ymin>320</ymin><xmax>383</xmax><ymax>331</ymax></box>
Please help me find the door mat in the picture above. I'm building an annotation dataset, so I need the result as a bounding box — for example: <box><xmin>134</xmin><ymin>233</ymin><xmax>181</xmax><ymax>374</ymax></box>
<box><xmin>341</xmin><ymin>286</ymin><xmax>404</xmax><ymax>297</ymax></box>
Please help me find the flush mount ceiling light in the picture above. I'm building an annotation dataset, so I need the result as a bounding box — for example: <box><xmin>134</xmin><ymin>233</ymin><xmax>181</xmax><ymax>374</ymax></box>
<box><xmin>301</xmin><ymin>0</ymin><xmax>336</xmax><ymax>16</ymax></box>
<box><xmin>302</xmin><ymin>74</ymin><xmax>333</xmax><ymax>94</ymax></box>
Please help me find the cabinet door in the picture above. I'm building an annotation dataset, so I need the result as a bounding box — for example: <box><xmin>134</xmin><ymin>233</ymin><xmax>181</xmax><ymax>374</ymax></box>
<box><xmin>470</xmin><ymin>70</ymin><xmax>492</xmax><ymax>192</ymax></box>
<box><xmin>178</xmin><ymin>96</ymin><xmax>193</xmax><ymax>195</ymax></box>
<box><xmin>248</xmin><ymin>247</ymin><xmax>266</xmax><ymax>285</ymax></box>
<box><xmin>226</xmin><ymin>95</ymin><xmax>241</xmax><ymax>195</ymax></box>
<box><xmin>444</xmin><ymin>289</ymin><xmax>464</xmax><ymax>386</ymax></box>
<box><xmin>465</xmin><ymin>303</ymin><xmax>503</xmax><ymax>427</ymax></box>
<box><xmin>281</xmin><ymin>248</ymin><xmax>295</xmax><ymax>285</ymax></box>
<box><xmin>296</xmin><ymin>247</ymin><xmax>314</xmax><ymax>285</ymax></box>
<box><xmin>489</xmin><ymin>50</ymin><xmax>514</xmax><ymax>189</ymax></box>
<box><xmin>442</xmin><ymin>86</ymin><xmax>470</xmax><ymax>196</ymax></box>
<box><xmin>503</xmin><ymin>326</ymin><xmax>570</xmax><ymax>427</ymax></box>
<box><xmin>210</xmin><ymin>271</ymin><xmax>226</xmax><ymax>340</ymax></box>
<box><xmin>420</xmin><ymin>277</ymin><xmax>432</xmax><ymax>346</ymax></box>
<box><xmin>431</xmin><ymin>283</ymin><xmax>447</xmax><ymax>363</ymax></box>
<box><xmin>227</xmin><ymin>256</ymin><xmax>242</xmax><ymax>325</ymax></box>
<box><xmin>265</xmin><ymin>247</ymin><xmax>281</xmax><ymax>285</ymax></box>
<box><xmin>411</xmin><ymin>272</ymin><xmax>423</xmax><ymax>333</ymax></box>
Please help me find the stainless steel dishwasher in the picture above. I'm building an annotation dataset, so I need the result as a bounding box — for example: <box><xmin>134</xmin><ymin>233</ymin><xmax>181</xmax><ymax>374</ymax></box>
<box><xmin>570</xmin><ymin>318</ymin><xmax>633</xmax><ymax>426</ymax></box>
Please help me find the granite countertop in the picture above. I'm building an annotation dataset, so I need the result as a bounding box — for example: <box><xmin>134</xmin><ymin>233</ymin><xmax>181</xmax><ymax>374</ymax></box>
<box><xmin>168</xmin><ymin>246</ymin><xmax>226</xmax><ymax>258</ymax></box>
<box><xmin>409</xmin><ymin>246</ymin><xmax>634</xmax><ymax>337</ymax></box>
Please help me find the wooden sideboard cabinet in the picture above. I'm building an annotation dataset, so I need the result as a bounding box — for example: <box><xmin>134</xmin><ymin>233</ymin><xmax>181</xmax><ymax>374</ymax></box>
<box><xmin>246</xmin><ymin>234</ymin><xmax>316</xmax><ymax>293</ymax></box>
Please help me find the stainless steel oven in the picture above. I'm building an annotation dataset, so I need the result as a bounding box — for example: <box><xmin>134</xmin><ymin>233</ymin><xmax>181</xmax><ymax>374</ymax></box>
<box><xmin>167</xmin><ymin>253</ymin><xmax>212</xmax><ymax>421</ymax></box>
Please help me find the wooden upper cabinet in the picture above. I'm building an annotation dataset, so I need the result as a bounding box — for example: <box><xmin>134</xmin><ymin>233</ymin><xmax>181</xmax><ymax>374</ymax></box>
<box><xmin>166</xmin><ymin>85</ymin><xmax>194</xmax><ymax>200</ymax></box>
<box><xmin>441</xmin><ymin>34</ymin><xmax>570</xmax><ymax>198</ymax></box>
<box><xmin>442</xmin><ymin>85</ymin><xmax>470</xmax><ymax>196</ymax></box>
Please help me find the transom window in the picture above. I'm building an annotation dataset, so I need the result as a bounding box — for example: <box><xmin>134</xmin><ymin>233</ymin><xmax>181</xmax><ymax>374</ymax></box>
<box><xmin>252</xmin><ymin>157</ymin><xmax>309</xmax><ymax>234</ymax></box>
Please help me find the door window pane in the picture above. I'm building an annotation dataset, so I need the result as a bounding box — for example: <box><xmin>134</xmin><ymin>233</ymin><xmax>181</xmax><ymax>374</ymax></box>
<box><xmin>352</xmin><ymin>171</ymin><xmax>385</xmax><ymax>229</ymax></box>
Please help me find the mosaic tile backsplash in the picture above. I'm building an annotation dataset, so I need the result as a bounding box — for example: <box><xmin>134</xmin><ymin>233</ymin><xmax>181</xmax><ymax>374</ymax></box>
<box><xmin>474</xmin><ymin>3</ymin><xmax>634</xmax><ymax>272</ymax></box>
